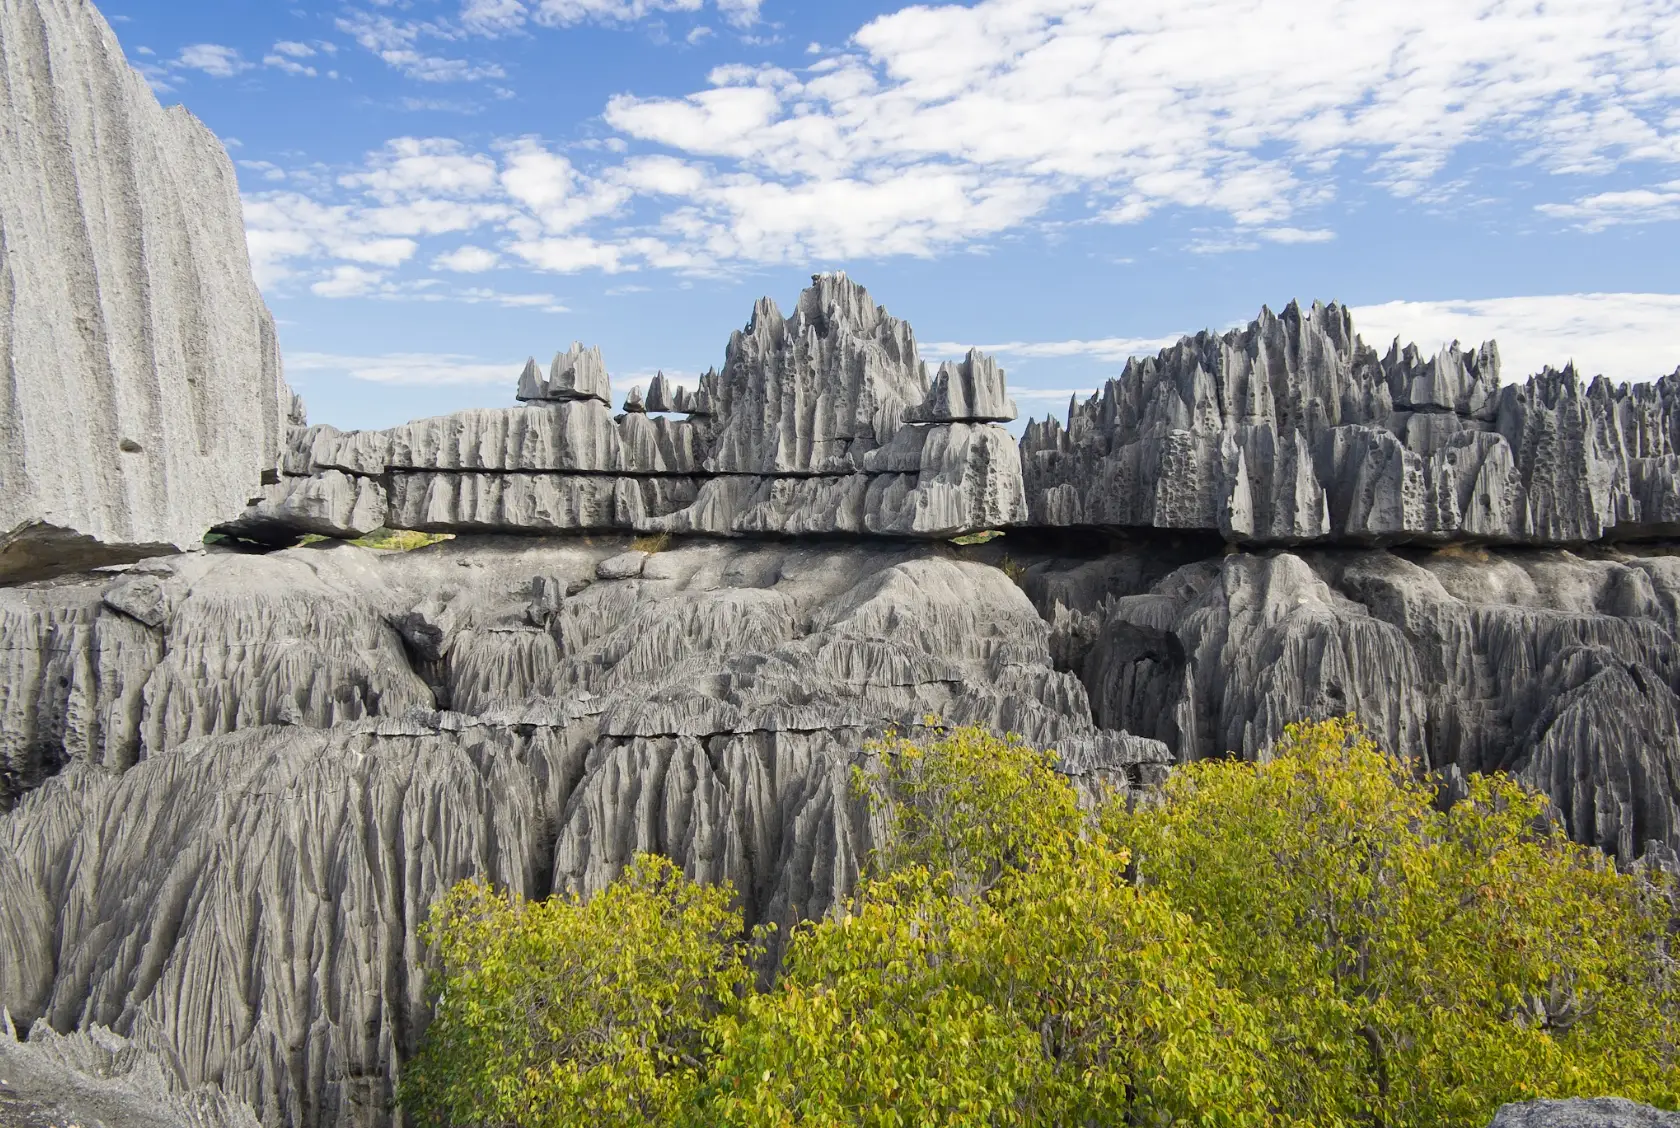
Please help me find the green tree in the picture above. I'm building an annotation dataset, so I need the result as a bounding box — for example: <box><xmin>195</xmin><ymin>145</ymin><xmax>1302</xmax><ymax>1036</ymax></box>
<box><xmin>1118</xmin><ymin>716</ymin><xmax>1680</xmax><ymax>1127</ymax></box>
<box><xmin>403</xmin><ymin>719</ymin><xmax>1680</xmax><ymax>1128</ymax></box>
<box><xmin>400</xmin><ymin>855</ymin><xmax>751</xmax><ymax>1127</ymax></box>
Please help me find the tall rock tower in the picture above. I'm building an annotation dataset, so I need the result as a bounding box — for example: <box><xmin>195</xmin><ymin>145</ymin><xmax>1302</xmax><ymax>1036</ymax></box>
<box><xmin>0</xmin><ymin>0</ymin><xmax>294</xmax><ymax>582</ymax></box>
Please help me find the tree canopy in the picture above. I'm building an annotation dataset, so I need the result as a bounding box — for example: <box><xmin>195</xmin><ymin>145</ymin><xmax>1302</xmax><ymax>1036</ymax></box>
<box><xmin>401</xmin><ymin>719</ymin><xmax>1680</xmax><ymax>1127</ymax></box>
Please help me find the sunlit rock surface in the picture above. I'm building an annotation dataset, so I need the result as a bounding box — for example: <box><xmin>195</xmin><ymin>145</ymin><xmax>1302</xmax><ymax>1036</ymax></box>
<box><xmin>234</xmin><ymin>275</ymin><xmax>1029</xmax><ymax>542</ymax></box>
<box><xmin>0</xmin><ymin>0</ymin><xmax>295</xmax><ymax>583</ymax></box>
<box><xmin>1022</xmin><ymin>301</ymin><xmax>1680</xmax><ymax>546</ymax></box>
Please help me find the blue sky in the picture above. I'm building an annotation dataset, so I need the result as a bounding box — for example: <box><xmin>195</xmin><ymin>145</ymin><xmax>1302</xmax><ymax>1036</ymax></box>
<box><xmin>105</xmin><ymin>0</ymin><xmax>1680</xmax><ymax>432</ymax></box>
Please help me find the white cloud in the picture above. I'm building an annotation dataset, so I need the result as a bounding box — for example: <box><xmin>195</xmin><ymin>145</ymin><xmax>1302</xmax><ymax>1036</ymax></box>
<box><xmin>336</xmin><ymin>11</ymin><xmax>507</xmax><ymax>82</ymax></box>
<box><xmin>311</xmin><ymin>265</ymin><xmax>386</xmax><ymax>298</ymax></box>
<box><xmin>272</xmin><ymin>41</ymin><xmax>316</xmax><ymax>59</ymax></box>
<box><xmin>343</xmin><ymin>138</ymin><xmax>502</xmax><ymax>202</ymax></box>
<box><xmin>926</xmin><ymin>335</ymin><xmax>1184</xmax><ymax>364</ymax></box>
<box><xmin>1537</xmin><ymin>181</ymin><xmax>1680</xmax><ymax>231</ymax></box>
<box><xmin>287</xmin><ymin>351</ymin><xmax>520</xmax><ymax>385</ymax></box>
<box><xmin>174</xmin><ymin>44</ymin><xmax>251</xmax><ymax>78</ymax></box>
<box><xmin>601</xmin><ymin>0</ymin><xmax>1679</xmax><ymax>244</ymax></box>
<box><xmin>1350</xmin><ymin>294</ymin><xmax>1680</xmax><ymax>382</ymax></box>
<box><xmin>1260</xmin><ymin>227</ymin><xmax>1336</xmax><ymax>244</ymax></box>
<box><xmin>264</xmin><ymin>54</ymin><xmax>318</xmax><ymax>77</ymax></box>
<box><xmin>434</xmin><ymin>245</ymin><xmax>502</xmax><ymax>272</ymax></box>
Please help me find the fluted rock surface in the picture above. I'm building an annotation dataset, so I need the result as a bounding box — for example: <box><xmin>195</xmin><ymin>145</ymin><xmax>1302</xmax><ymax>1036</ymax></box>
<box><xmin>1021</xmin><ymin>301</ymin><xmax>1680</xmax><ymax>546</ymax></box>
<box><xmin>1023</xmin><ymin>539</ymin><xmax>1680</xmax><ymax>863</ymax></box>
<box><xmin>237</xmin><ymin>275</ymin><xmax>1029</xmax><ymax>541</ymax></box>
<box><xmin>0</xmin><ymin>0</ymin><xmax>295</xmax><ymax>583</ymax></box>
<box><xmin>0</xmin><ymin>536</ymin><xmax>1163</xmax><ymax>1124</ymax></box>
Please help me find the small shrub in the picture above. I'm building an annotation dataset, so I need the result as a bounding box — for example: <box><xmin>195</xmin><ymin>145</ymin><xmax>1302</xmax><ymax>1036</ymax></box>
<box><xmin>631</xmin><ymin>532</ymin><xmax>672</xmax><ymax>554</ymax></box>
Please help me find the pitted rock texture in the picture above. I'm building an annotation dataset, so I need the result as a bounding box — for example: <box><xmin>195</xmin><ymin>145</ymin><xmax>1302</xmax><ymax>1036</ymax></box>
<box><xmin>0</xmin><ymin>0</ymin><xmax>295</xmax><ymax>583</ymax></box>
<box><xmin>1018</xmin><ymin>538</ymin><xmax>1680</xmax><ymax>864</ymax></box>
<box><xmin>237</xmin><ymin>275</ymin><xmax>1029</xmax><ymax>542</ymax></box>
<box><xmin>1488</xmin><ymin>1099</ymin><xmax>1680</xmax><ymax>1127</ymax></box>
<box><xmin>0</xmin><ymin>536</ymin><xmax>1164</xmax><ymax>1125</ymax></box>
<box><xmin>1021</xmin><ymin>301</ymin><xmax>1680</xmax><ymax>546</ymax></box>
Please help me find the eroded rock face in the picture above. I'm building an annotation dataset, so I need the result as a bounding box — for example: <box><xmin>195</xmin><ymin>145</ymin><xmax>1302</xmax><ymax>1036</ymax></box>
<box><xmin>1488</xmin><ymin>1099</ymin><xmax>1680</xmax><ymax>1127</ymax></box>
<box><xmin>1023</xmin><ymin>540</ymin><xmax>1680</xmax><ymax>864</ymax></box>
<box><xmin>228</xmin><ymin>274</ymin><xmax>1030</xmax><ymax>543</ymax></box>
<box><xmin>0</xmin><ymin>0</ymin><xmax>295</xmax><ymax>583</ymax></box>
<box><xmin>1021</xmin><ymin>301</ymin><xmax>1680</xmax><ymax>546</ymax></box>
<box><xmin>0</xmin><ymin>536</ymin><xmax>1165</xmax><ymax>1124</ymax></box>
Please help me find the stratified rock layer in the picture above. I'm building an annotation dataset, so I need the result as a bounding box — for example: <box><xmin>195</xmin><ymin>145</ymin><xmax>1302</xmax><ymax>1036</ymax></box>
<box><xmin>228</xmin><ymin>275</ymin><xmax>1029</xmax><ymax>542</ymax></box>
<box><xmin>1022</xmin><ymin>301</ymin><xmax>1680</xmax><ymax>546</ymax></box>
<box><xmin>0</xmin><ymin>536</ymin><xmax>1164</xmax><ymax>1125</ymax></box>
<box><xmin>0</xmin><ymin>0</ymin><xmax>295</xmax><ymax>582</ymax></box>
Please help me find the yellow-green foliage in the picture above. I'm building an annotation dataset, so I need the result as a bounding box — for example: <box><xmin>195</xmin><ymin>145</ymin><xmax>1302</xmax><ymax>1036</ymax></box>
<box><xmin>402</xmin><ymin>856</ymin><xmax>752</xmax><ymax>1127</ymax></box>
<box><xmin>403</xmin><ymin>720</ymin><xmax>1680</xmax><ymax>1128</ymax></box>
<box><xmin>1119</xmin><ymin>717</ymin><xmax>1680</xmax><ymax>1126</ymax></box>
<box><xmin>631</xmin><ymin>532</ymin><xmax>672</xmax><ymax>554</ymax></box>
<box><xmin>352</xmin><ymin>528</ymin><xmax>454</xmax><ymax>551</ymax></box>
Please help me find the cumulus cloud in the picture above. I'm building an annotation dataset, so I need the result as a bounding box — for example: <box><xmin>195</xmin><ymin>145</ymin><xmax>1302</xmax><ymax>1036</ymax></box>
<box><xmin>245</xmin><ymin>0</ymin><xmax>1680</xmax><ymax>293</ymax></box>
<box><xmin>173</xmin><ymin>44</ymin><xmax>251</xmax><ymax>78</ymax></box>
<box><xmin>1537</xmin><ymin>181</ymin><xmax>1680</xmax><ymax>230</ymax></box>
<box><xmin>433</xmin><ymin>245</ymin><xmax>503</xmax><ymax>272</ymax></box>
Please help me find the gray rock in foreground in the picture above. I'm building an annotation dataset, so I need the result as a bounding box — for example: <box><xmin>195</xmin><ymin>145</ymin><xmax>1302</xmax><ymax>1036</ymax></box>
<box><xmin>0</xmin><ymin>0</ymin><xmax>295</xmax><ymax>583</ymax></box>
<box><xmin>0</xmin><ymin>537</ymin><xmax>1165</xmax><ymax>1124</ymax></box>
<box><xmin>1490</xmin><ymin>1099</ymin><xmax>1680</xmax><ymax>1126</ymax></box>
<box><xmin>0</xmin><ymin>1011</ymin><xmax>259</xmax><ymax>1128</ymax></box>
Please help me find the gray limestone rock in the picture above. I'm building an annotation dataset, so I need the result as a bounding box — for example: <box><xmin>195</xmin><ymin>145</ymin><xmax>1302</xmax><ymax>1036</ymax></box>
<box><xmin>1030</xmin><ymin>541</ymin><xmax>1680</xmax><ymax>865</ymax></box>
<box><xmin>905</xmin><ymin>349</ymin><xmax>1018</xmax><ymax>423</ymax></box>
<box><xmin>1021</xmin><ymin>302</ymin><xmax>1680</xmax><ymax>546</ymax></box>
<box><xmin>237</xmin><ymin>276</ymin><xmax>1028</xmax><ymax>543</ymax></box>
<box><xmin>515</xmin><ymin>343</ymin><xmax>610</xmax><ymax>405</ymax></box>
<box><xmin>1489</xmin><ymin>1099</ymin><xmax>1680</xmax><ymax>1127</ymax></box>
<box><xmin>0</xmin><ymin>1011</ymin><xmax>260</xmax><ymax>1128</ymax></box>
<box><xmin>0</xmin><ymin>537</ymin><xmax>1168</xmax><ymax>1125</ymax></box>
<box><xmin>0</xmin><ymin>0</ymin><xmax>295</xmax><ymax>583</ymax></box>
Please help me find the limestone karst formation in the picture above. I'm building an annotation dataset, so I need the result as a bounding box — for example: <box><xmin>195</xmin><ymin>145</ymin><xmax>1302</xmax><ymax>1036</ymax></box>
<box><xmin>0</xmin><ymin>0</ymin><xmax>296</xmax><ymax>584</ymax></box>
<box><xmin>3</xmin><ymin>1</ymin><xmax>1680</xmax><ymax>1124</ymax></box>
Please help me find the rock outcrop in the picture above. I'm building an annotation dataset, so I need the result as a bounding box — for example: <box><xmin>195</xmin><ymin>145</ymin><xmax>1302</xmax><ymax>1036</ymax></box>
<box><xmin>0</xmin><ymin>0</ymin><xmax>295</xmax><ymax>584</ymax></box>
<box><xmin>1021</xmin><ymin>301</ymin><xmax>1680</xmax><ymax>546</ymax></box>
<box><xmin>227</xmin><ymin>275</ymin><xmax>1029</xmax><ymax>543</ymax></box>
<box><xmin>0</xmin><ymin>536</ymin><xmax>1165</xmax><ymax>1124</ymax></box>
<box><xmin>1019</xmin><ymin>539</ymin><xmax>1680</xmax><ymax>865</ymax></box>
<box><xmin>1489</xmin><ymin>1099</ymin><xmax>1680</xmax><ymax>1127</ymax></box>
